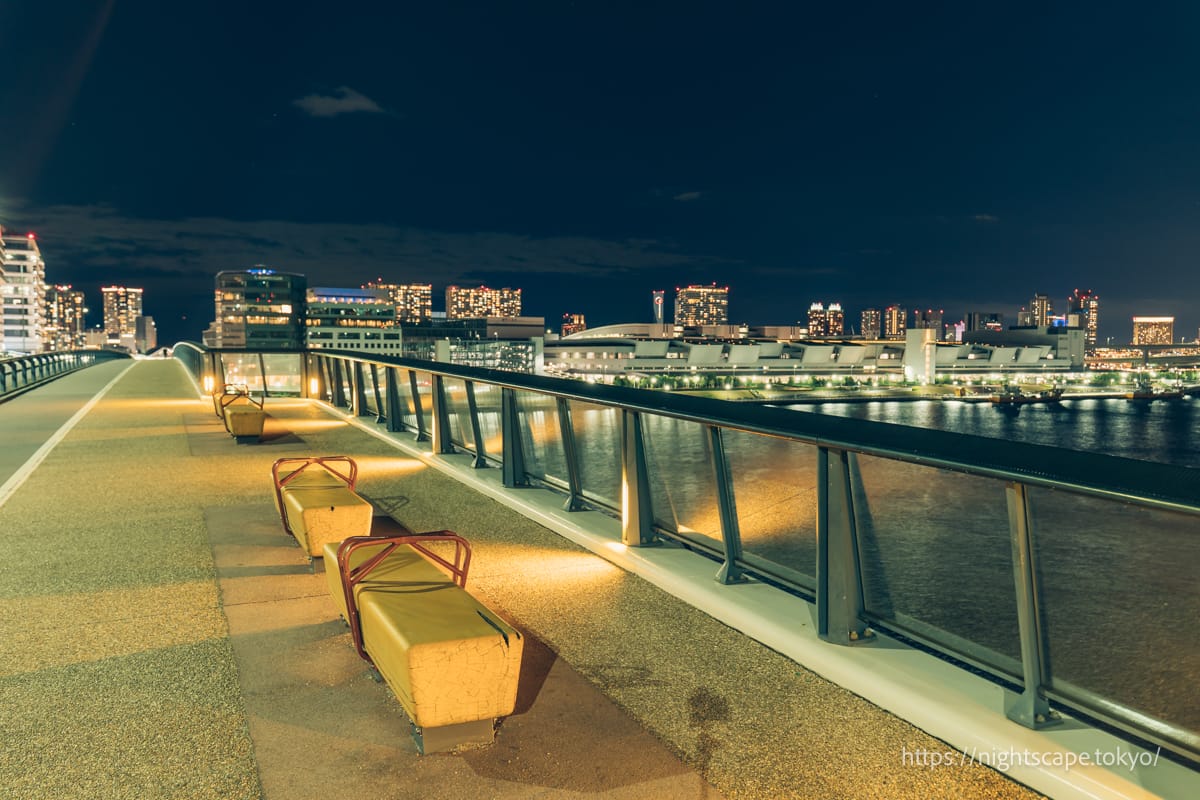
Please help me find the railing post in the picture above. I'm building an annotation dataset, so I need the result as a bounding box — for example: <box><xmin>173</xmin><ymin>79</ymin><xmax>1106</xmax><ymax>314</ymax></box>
<box><xmin>817</xmin><ymin>447</ymin><xmax>872</xmax><ymax>644</ymax></box>
<box><xmin>464</xmin><ymin>381</ymin><xmax>488</xmax><ymax>468</ymax></box>
<box><xmin>430</xmin><ymin>375</ymin><xmax>455</xmax><ymax>454</ymax></box>
<box><xmin>708</xmin><ymin>426</ymin><xmax>747</xmax><ymax>584</ymax></box>
<box><xmin>408</xmin><ymin>370</ymin><xmax>429</xmax><ymax>442</ymax></box>
<box><xmin>620</xmin><ymin>409</ymin><xmax>655</xmax><ymax>546</ymax></box>
<box><xmin>501</xmin><ymin>388</ymin><xmax>528</xmax><ymax>487</ymax></box>
<box><xmin>1005</xmin><ymin>481</ymin><xmax>1059</xmax><ymax>729</ymax></box>
<box><xmin>556</xmin><ymin>398</ymin><xmax>585</xmax><ymax>511</ymax></box>
<box><xmin>385</xmin><ymin>367</ymin><xmax>403</xmax><ymax>433</ymax></box>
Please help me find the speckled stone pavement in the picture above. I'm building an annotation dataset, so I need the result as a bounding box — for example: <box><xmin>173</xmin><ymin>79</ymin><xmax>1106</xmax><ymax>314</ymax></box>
<box><xmin>0</xmin><ymin>359</ymin><xmax>1043</xmax><ymax>799</ymax></box>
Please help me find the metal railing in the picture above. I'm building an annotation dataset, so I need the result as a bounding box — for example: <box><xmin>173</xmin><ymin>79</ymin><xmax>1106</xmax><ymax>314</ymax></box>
<box><xmin>0</xmin><ymin>350</ymin><xmax>128</xmax><ymax>402</ymax></box>
<box><xmin>175</xmin><ymin>342</ymin><xmax>1200</xmax><ymax>763</ymax></box>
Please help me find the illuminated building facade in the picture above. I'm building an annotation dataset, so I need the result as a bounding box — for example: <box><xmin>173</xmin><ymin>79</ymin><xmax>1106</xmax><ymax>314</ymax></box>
<box><xmin>807</xmin><ymin>302</ymin><xmax>844</xmax><ymax>337</ymax></box>
<box><xmin>305</xmin><ymin>287</ymin><xmax>400</xmax><ymax>353</ymax></box>
<box><xmin>561</xmin><ymin>313</ymin><xmax>586</xmax><ymax>337</ymax></box>
<box><xmin>135</xmin><ymin>316</ymin><xmax>157</xmax><ymax>354</ymax></box>
<box><xmin>675</xmin><ymin>284</ymin><xmax>729</xmax><ymax>326</ymax></box>
<box><xmin>1066</xmin><ymin>289</ymin><xmax>1099</xmax><ymax>349</ymax></box>
<box><xmin>44</xmin><ymin>285</ymin><xmax>87</xmax><ymax>351</ymax></box>
<box><xmin>1131</xmin><ymin>316</ymin><xmax>1174</xmax><ymax>345</ymax></box>
<box><xmin>102</xmin><ymin>286</ymin><xmax>144</xmax><ymax>348</ymax></box>
<box><xmin>446</xmin><ymin>285</ymin><xmax>522</xmax><ymax>319</ymax></box>
<box><xmin>883</xmin><ymin>305</ymin><xmax>907</xmax><ymax>340</ymax></box>
<box><xmin>206</xmin><ymin>268</ymin><xmax>307</xmax><ymax>348</ymax></box>
<box><xmin>364</xmin><ymin>281</ymin><xmax>432</xmax><ymax>323</ymax></box>
<box><xmin>860</xmin><ymin>309</ymin><xmax>881</xmax><ymax>339</ymax></box>
<box><xmin>1030</xmin><ymin>293</ymin><xmax>1052</xmax><ymax>327</ymax></box>
<box><xmin>1</xmin><ymin>229</ymin><xmax>47</xmax><ymax>354</ymax></box>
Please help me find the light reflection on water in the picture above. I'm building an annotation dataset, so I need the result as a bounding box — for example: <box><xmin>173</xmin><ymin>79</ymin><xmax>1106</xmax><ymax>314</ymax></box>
<box><xmin>786</xmin><ymin>397</ymin><xmax>1200</xmax><ymax>467</ymax></box>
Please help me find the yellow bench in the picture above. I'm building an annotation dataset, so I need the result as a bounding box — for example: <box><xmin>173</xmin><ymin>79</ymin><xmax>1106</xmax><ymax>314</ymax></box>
<box><xmin>329</xmin><ymin>534</ymin><xmax>524</xmax><ymax>754</ymax></box>
<box><xmin>271</xmin><ymin>457</ymin><xmax>373</xmax><ymax>560</ymax></box>
<box><xmin>219</xmin><ymin>386</ymin><xmax>265</xmax><ymax>440</ymax></box>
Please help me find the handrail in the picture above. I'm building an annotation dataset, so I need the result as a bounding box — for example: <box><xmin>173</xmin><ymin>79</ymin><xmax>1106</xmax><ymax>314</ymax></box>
<box><xmin>0</xmin><ymin>350</ymin><xmax>130</xmax><ymax>402</ymax></box>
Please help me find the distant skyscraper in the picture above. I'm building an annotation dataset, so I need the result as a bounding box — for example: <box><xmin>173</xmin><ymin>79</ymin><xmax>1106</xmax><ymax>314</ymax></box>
<box><xmin>807</xmin><ymin>302</ymin><xmax>827</xmax><ymax>336</ymax></box>
<box><xmin>652</xmin><ymin>290</ymin><xmax>665</xmax><ymax>324</ymax></box>
<box><xmin>1029</xmin><ymin>293</ymin><xmax>1052</xmax><ymax>327</ymax></box>
<box><xmin>913</xmin><ymin>308</ymin><xmax>943</xmax><ymax>332</ymax></box>
<box><xmin>365</xmin><ymin>281</ymin><xmax>432</xmax><ymax>323</ymax></box>
<box><xmin>44</xmin><ymin>285</ymin><xmax>87</xmax><ymax>351</ymax></box>
<box><xmin>445</xmin><ymin>285</ymin><xmax>522</xmax><ymax>319</ymax></box>
<box><xmin>674</xmin><ymin>284</ymin><xmax>729</xmax><ymax>326</ymax></box>
<box><xmin>807</xmin><ymin>302</ymin><xmax>844</xmax><ymax>337</ymax></box>
<box><xmin>967</xmin><ymin>311</ymin><xmax>1004</xmax><ymax>332</ymax></box>
<box><xmin>206</xmin><ymin>268</ymin><xmax>306</xmax><ymax>348</ymax></box>
<box><xmin>1066</xmin><ymin>289</ymin><xmax>1099</xmax><ymax>349</ymax></box>
<box><xmin>561</xmin><ymin>313</ymin><xmax>586</xmax><ymax>337</ymax></box>
<box><xmin>1131</xmin><ymin>316</ymin><xmax>1174</xmax><ymax>345</ymax></box>
<box><xmin>102</xmin><ymin>286</ymin><xmax>144</xmax><ymax>346</ymax></box>
<box><xmin>883</xmin><ymin>305</ymin><xmax>906</xmax><ymax>340</ymax></box>
<box><xmin>134</xmin><ymin>316</ymin><xmax>157</xmax><ymax>354</ymax></box>
<box><xmin>860</xmin><ymin>309</ymin><xmax>881</xmax><ymax>339</ymax></box>
<box><xmin>1</xmin><ymin>229</ymin><xmax>46</xmax><ymax>354</ymax></box>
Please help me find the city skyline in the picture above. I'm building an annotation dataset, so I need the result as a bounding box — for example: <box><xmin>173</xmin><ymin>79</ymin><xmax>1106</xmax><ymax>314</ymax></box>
<box><xmin>2</xmin><ymin>3</ymin><xmax>1199</xmax><ymax>345</ymax></box>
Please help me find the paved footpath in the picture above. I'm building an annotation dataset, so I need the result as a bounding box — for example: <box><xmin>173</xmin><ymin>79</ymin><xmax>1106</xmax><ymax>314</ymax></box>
<box><xmin>0</xmin><ymin>359</ymin><xmax>1041</xmax><ymax>799</ymax></box>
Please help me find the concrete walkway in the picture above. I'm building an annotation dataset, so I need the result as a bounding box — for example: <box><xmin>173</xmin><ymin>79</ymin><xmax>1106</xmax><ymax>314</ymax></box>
<box><xmin>0</xmin><ymin>360</ymin><xmax>1042</xmax><ymax>799</ymax></box>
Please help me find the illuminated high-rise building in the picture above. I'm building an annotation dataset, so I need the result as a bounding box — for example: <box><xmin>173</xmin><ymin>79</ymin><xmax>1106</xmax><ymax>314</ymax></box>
<box><xmin>1131</xmin><ymin>316</ymin><xmax>1174</xmax><ymax>345</ymax></box>
<box><xmin>883</xmin><ymin>305</ymin><xmax>906</xmax><ymax>340</ymax></box>
<box><xmin>102</xmin><ymin>286</ymin><xmax>144</xmax><ymax>345</ymax></box>
<box><xmin>561</xmin><ymin>313</ymin><xmax>586</xmax><ymax>337</ymax></box>
<box><xmin>44</xmin><ymin>285</ymin><xmax>87</xmax><ymax>351</ymax></box>
<box><xmin>1066</xmin><ymin>289</ymin><xmax>1099</xmax><ymax>349</ymax></box>
<box><xmin>205</xmin><ymin>268</ymin><xmax>307</xmax><ymax>348</ymax></box>
<box><xmin>365</xmin><ymin>280</ymin><xmax>432</xmax><ymax>323</ymax></box>
<box><xmin>1030</xmin><ymin>293</ymin><xmax>1052</xmax><ymax>327</ymax></box>
<box><xmin>1</xmin><ymin>229</ymin><xmax>47</xmax><ymax>354</ymax></box>
<box><xmin>807</xmin><ymin>302</ymin><xmax>845</xmax><ymax>337</ymax></box>
<box><xmin>860</xmin><ymin>309</ymin><xmax>881</xmax><ymax>339</ymax></box>
<box><xmin>445</xmin><ymin>285</ymin><xmax>522</xmax><ymax>319</ymax></box>
<box><xmin>674</xmin><ymin>284</ymin><xmax>729</xmax><ymax>326</ymax></box>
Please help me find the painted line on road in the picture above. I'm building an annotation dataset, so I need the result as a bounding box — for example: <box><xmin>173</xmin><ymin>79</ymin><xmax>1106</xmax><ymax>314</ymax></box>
<box><xmin>0</xmin><ymin>362</ymin><xmax>134</xmax><ymax>511</ymax></box>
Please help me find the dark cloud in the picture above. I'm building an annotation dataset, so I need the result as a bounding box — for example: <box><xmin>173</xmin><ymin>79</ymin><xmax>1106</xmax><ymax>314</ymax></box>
<box><xmin>292</xmin><ymin>86</ymin><xmax>384</xmax><ymax>118</ymax></box>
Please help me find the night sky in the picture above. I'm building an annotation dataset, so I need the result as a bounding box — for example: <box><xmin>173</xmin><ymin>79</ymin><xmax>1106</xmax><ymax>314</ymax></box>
<box><xmin>3</xmin><ymin>1</ymin><xmax>1199</xmax><ymax>346</ymax></box>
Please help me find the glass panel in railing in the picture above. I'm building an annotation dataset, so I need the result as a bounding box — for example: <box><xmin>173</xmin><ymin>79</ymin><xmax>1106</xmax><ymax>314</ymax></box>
<box><xmin>516</xmin><ymin>390</ymin><xmax>567</xmax><ymax>486</ymax></box>
<box><xmin>853</xmin><ymin>453</ymin><xmax>1021</xmax><ymax>677</ymax></box>
<box><xmin>1029</xmin><ymin>488</ymin><xmax>1200</xmax><ymax>737</ymax></box>
<box><xmin>567</xmin><ymin>400</ymin><xmax>621</xmax><ymax>510</ymax></box>
<box><xmin>723</xmin><ymin>428</ymin><xmax>818</xmax><ymax>588</ymax></box>
<box><xmin>219</xmin><ymin>354</ymin><xmax>264</xmax><ymax>393</ymax></box>
<box><xmin>339</xmin><ymin>361</ymin><xmax>354</xmax><ymax>409</ymax></box>
<box><xmin>411</xmin><ymin>370</ymin><xmax>434</xmax><ymax>428</ymax></box>
<box><xmin>442</xmin><ymin>377</ymin><xmax>471</xmax><ymax>449</ymax></box>
<box><xmin>396</xmin><ymin>368</ymin><xmax>417</xmax><ymax>431</ymax></box>
<box><xmin>372</xmin><ymin>364</ymin><xmax>389</xmax><ymax>423</ymax></box>
<box><xmin>643</xmin><ymin>415</ymin><xmax>722</xmax><ymax>548</ymax></box>
<box><xmin>360</xmin><ymin>362</ymin><xmax>379</xmax><ymax>417</ymax></box>
<box><xmin>472</xmin><ymin>382</ymin><xmax>503</xmax><ymax>458</ymax></box>
<box><xmin>260</xmin><ymin>354</ymin><xmax>301</xmax><ymax>395</ymax></box>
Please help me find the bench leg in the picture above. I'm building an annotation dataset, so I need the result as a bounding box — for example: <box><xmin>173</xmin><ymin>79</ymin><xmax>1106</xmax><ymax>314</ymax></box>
<box><xmin>411</xmin><ymin>718</ymin><xmax>496</xmax><ymax>755</ymax></box>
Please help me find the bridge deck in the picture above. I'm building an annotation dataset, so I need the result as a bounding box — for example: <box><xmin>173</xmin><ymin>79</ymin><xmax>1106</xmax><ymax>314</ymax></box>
<box><xmin>0</xmin><ymin>359</ymin><xmax>1039</xmax><ymax>799</ymax></box>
